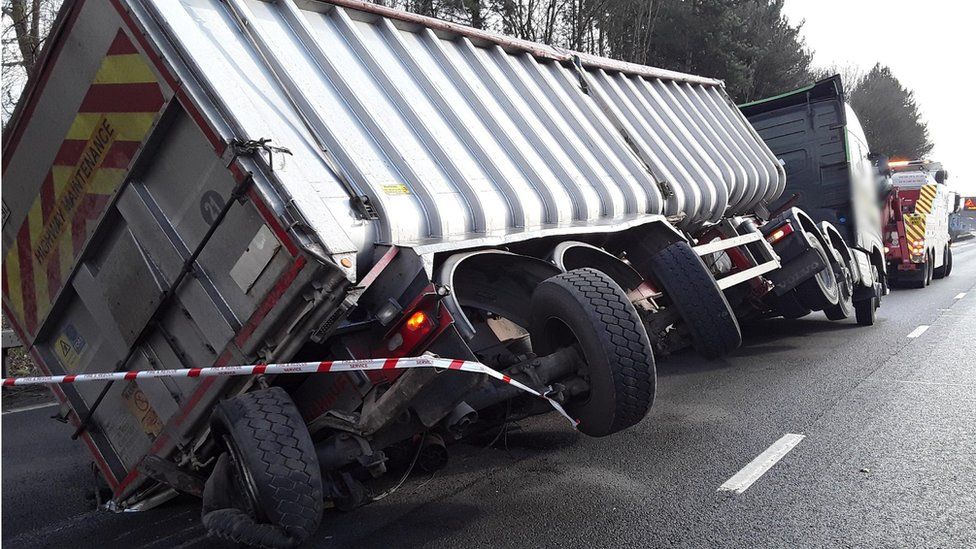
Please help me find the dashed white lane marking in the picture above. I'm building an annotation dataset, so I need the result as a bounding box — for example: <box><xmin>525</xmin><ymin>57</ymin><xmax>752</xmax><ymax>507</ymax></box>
<box><xmin>1</xmin><ymin>401</ymin><xmax>58</xmax><ymax>415</ymax></box>
<box><xmin>718</xmin><ymin>433</ymin><xmax>805</xmax><ymax>494</ymax></box>
<box><xmin>907</xmin><ymin>325</ymin><xmax>930</xmax><ymax>339</ymax></box>
<box><xmin>954</xmin><ymin>293</ymin><xmax>966</xmax><ymax>300</ymax></box>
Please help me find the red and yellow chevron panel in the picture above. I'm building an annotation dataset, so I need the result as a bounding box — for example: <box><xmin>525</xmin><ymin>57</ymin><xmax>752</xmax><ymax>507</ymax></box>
<box><xmin>914</xmin><ymin>184</ymin><xmax>937</xmax><ymax>216</ymax></box>
<box><xmin>3</xmin><ymin>30</ymin><xmax>165</xmax><ymax>340</ymax></box>
<box><xmin>904</xmin><ymin>213</ymin><xmax>926</xmax><ymax>243</ymax></box>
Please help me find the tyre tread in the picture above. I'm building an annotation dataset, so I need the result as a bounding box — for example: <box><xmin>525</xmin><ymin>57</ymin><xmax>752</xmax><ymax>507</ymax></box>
<box><xmin>210</xmin><ymin>387</ymin><xmax>322</xmax><ymax>546</ymax></box>
<box><xmin>649</xmin><ymin>242</ymin><xmax>741</xmax><ymax>358</ymax></box>
<box><xmin>540</xmin><ymin>268</ymin><xmax>655</xmax><ymax>435</ymax></box>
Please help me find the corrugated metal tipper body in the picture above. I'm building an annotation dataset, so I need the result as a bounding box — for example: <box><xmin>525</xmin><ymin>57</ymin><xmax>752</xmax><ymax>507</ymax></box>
<box><xmin>144</xmin><ymin>0</ymin><xmax>784</xmax><ymax>261</ymax></box>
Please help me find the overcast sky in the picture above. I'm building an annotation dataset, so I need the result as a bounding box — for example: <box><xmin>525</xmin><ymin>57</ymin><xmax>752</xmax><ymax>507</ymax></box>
<box><xmin>782</xmin><ymin>1</ymin><xmax>976</xmax><ymax>196</ymax></box>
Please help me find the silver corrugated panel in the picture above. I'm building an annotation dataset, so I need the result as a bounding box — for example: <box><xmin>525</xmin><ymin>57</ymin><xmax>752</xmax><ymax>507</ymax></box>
<box><xmin>145</xmin><ymin>0</ymin><xmax>784</xmax><ymax>253</ymax></box>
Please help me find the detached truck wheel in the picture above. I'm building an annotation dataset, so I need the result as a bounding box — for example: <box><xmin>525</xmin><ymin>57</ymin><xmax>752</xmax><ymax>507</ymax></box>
<box><xmin>639</xmin><ymin>240</ymin><xmax>741</xmax><ymax>359</ymax></box>
<box><xmin>530</xmin><ymin>268</ymin><xmax>656</xmax><ymax>437</ymax></box>
<box><xmin>203</xmin><ymin>387</ymin><xmax>323</xmax><ymax>548</ymax></box>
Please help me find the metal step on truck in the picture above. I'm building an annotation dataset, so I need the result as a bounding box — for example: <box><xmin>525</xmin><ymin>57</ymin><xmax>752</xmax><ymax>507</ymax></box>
<box><xmin>882</xmin><ymin>160</ymin><xmax>957</xmax><ymax>287</ymax></box>
<box><xmin>737</xmin><ymin>75</ymin><xmax>889</xmax><ymax>325</ymax></box>
<box><xmin>0</xmin><ymin>0</ymin><xmax>859</xmax><ymax>545</ymax></box>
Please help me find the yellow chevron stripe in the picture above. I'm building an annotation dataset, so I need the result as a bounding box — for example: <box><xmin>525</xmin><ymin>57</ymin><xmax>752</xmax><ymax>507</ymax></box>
<box><xmin>49</xmin><ymin>169</ymin><xmax>77</xmax><ymax>286</ymax></box>
<box><xmin>93</xmin><ymin>53</ymin><xmax>158</xmax><ymax>84</ymax></box>
<box><xmin>52</xmin><ymin>166</ymin><xmax>128</xmax><ymax>196</ymax></box>
<box><xmin>59</xmin><ymin>229</ymin><xmax>74</xmax><ymax>292</ymax></box>
<box><xmin>66</xmin><ymin>112</ymin><xmax>156</xmax><ymax>141</ymax></box>
<box><xmin>25</xmin><ymin>201</ymin><xmax>49</xmax><ymax>310</ymax></box>
<box><xmin>904</xmin><ymin>214</ymin><xmax>926</xmax><ymax>242</ymax></box>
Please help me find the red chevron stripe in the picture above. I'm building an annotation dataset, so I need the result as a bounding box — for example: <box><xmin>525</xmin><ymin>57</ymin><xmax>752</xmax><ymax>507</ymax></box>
<box><xmin>71</xmin><ymin>194</ymin><xmax>111</xmax><ymax>252</ymax></box>
<box><xmin>78</xmin><ymin>83</ymin><xmax>164</xmax><ymax>113</ymax></box>
<box><xmin>38</xmin><ymin>175</ymin><xmax>64</xmax><ymax>302</ymax></box>
<box><xmin>106</xmin><ymin>29</ymin><xmax>138</xmax><ymax>55</ymax></box>
<box><xmin>39</xmin><ymin>174</ymin><xmax>55</xmax><ymax>221</ymax></box>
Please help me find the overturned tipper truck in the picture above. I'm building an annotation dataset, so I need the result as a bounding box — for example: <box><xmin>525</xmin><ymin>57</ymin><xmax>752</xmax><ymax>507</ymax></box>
<box><xmin>3</xmin><ymin>0</ymin><xmax>786</xmax><ymax>544</ymax></box>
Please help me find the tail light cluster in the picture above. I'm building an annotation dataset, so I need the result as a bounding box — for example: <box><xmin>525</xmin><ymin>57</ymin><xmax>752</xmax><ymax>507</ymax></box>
<box><xmin>765</xmin><ymin>221</ymin><xmax>794</xmax><ymax>245</ymax></box>
<box><xmin>909</xmin><ymin>239</ymin><xmax>925</xmax><ymax>262</ymax></box>
<box><xmin>380</xmin><ymin>288</ymin><xmax>450</xmax><ymax>358</ymax></box>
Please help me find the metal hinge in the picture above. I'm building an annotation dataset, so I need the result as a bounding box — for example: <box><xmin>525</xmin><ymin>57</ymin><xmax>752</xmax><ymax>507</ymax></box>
<box><xmin>352</xmin><ymin>195</ymin><xmax>379</xmax><ymax>220</ymax></box>
<box><xmin>657</xmin><ymin>180</ymin><xmax>675</xmax><ymax>199</ymax></box>
<box><xmin>282</xmin><ymin>197</ymin><xmax>312</xmax><ymax>232</ymax></box>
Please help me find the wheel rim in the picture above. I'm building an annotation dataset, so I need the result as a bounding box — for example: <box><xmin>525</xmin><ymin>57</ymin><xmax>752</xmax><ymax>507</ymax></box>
<box><xmin>222</xmin><ymin>433</ymin><xmax>263</xmax><ymax>521</ymax></box>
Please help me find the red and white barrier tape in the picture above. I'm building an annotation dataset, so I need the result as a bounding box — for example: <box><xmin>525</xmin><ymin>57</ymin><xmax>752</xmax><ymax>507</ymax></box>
<box><xmin>1</xmin><ymin>356</ymin><xmax>580</xmax><ymax>428</ymax></box>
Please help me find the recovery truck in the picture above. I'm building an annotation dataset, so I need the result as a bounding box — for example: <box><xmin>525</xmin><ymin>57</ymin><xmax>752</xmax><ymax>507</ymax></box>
<box><xmin>738</xmin><ymin>75</ymin><xmax>889</xmax><ymax>325</ymax></box>
<box><xmin>882</xmin><ymin>160</ymin><xmax>955</xmax><ymax>287</ymax></box>
<box><xmin>1</xmin><ymin>0</ymin><xmax>791</xmax><ymax>544</ymax></box>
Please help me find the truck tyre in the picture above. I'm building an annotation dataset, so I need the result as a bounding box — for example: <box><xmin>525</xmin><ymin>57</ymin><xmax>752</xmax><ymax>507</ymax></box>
<box><xmin>925</xmin><ymin>253</ymin><xmax>933</xmax><ymax>286</ymax></box>
<box><xmin>796</xmin><ymin>233</ymin><xmax>840</xmax><ymax>311</ymax></box>
<box><xmin>641</xmin><ymin>241</ymin><xmax>741</xmax><ymax>359</ymax></box>
<box><xmin>854</xmin><ymin>266</ymin><xmax>880</xmax><ymax>326</ymax></box>
<box><xmin>944</xmin><ymin>246</ymin><xmax>953</xmax><ymax>277</ymax></box>
<box><xmin>934</xmin><ymin>246</ymin><xmax>950</xmax><ymax>279</ymax></box>
<box><xmin>855</xmin><ymin>296</ymin><xmax>878</xmax><ymax>326</ymax></box>
<box><xmin>773</xmin><ymin>290</ymin><xmax>811</xmax><ymax>319</ymax></box>
<box><xmin>530</xmin><ymin>268</ymin><xmax>656</xmax><ymax>438</ymax></box>
<box><xmin>824</xmin><ymin>254</ymin><xmax>854</xmax><ymax>321</ymax></box>
<box><xmin>906</xmin><ymin>259</ymin><xmax>927</xmax><ymax>289</ymax></box>
<box><xmin>204</xmin><ymin>387</ymin><xmax>323</xmax><ymax>548</ymax></box>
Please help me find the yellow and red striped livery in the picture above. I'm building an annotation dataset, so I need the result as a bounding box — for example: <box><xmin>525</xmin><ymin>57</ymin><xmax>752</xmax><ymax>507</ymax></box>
<box><xmin>3</xmin><ymin>30</ymin><xmax>165</xmax><ymax>340</ymax></box>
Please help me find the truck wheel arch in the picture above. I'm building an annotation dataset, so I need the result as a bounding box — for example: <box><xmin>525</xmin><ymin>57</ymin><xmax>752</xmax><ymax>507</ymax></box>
<box><xmin>819</xmin><ymin>222</ymin><xmax>853</xmax><ymax>266</ymax></box>
<box><xmin>791</xmin><ymin>209</ymin><xmax>833</xmax><ymax>259</ymax></box>
<box><xmin>548</xmin><ymin>241</ymin><xmax>644</xmax><ymax>292</ymax></box>
<box><xmin>437</xmin><ymin>250</ymin><xmax>562</xmax><ymax>340</ymax></box>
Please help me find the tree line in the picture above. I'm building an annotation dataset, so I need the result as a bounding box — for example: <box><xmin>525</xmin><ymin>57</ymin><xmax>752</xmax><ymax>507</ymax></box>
<box><xmin>2</xmin><ymin>0</ymin><xmax>933</xmax><ymax>158</ymax></box>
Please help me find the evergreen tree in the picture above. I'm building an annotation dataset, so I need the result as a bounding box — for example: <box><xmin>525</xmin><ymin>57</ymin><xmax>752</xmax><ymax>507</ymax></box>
<box><xmin>849</xmin><ymin>64</ymin><xmax>934</xmax><ymax>159</ymax></box>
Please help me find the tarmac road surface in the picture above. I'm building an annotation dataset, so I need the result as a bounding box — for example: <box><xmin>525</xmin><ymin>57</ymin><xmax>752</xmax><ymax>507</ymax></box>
<box><xmin>4</xmin><ymin>239</ymin><xmax>976</xmax><ymax>548</ymax></box>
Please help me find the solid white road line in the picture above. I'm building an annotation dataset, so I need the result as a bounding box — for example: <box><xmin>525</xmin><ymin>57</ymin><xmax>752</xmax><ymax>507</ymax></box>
<box><xmin>2</xmin><ymin>401</ymin><xmax>58</xmax><ymax>415</ymax></box>
<box><xmin>718</xmin><ymin>433</ymin><xmax>805</xmax><ymax>494</ymax></box>
<box><xmin>907</xmin><ymin>325</ymin><xmax>930</xmax><ymax>339</ymax></box>
<box><xmin>954</xmin><ymin>293</ymin><xmax>966</xmax><ymax>300</ymax></box>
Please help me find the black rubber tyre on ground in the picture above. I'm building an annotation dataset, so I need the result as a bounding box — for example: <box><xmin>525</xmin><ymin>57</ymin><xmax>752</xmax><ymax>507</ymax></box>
<box><xmin>204</xmin><ymin>387</ymin><xmax>323</xmax><ymax>548</ymax></box>
<box><xmin>772</xmin><ymin>290</ymin><xmax>811</xmax><ymax>319</ymax></box>
<box><xmin>855</xmin><ymin>296</ymin><xmax>878</xmax><ymax>326</ymax></box>
<box><xmin>934</xmin><ymin>245</ymin><xmax>951</xmax><ymax>279</ymax></box>
<box><xmin>530</xmin><ymin>268</ymin><xmax>656</xmax><ymax>438</ymax></box>
<box><xmin>824</xmin><ymin>252</ymin><xmax>854</xmax><ymax>321</ymax></box>
<box><xmin>641</xmin><ymin>241</ymin><xmax>741</xmax><ymax>359</ymax></box>
<box><xmin>905</xmin><ymin>259</ymin><xmax>928</xmax><ymax>289</ymax></box>
<box><xmin>854</xmin><ymin>266</ymin><xmax>880</xmax><ymax>327</ymax></box>
<box><xmin>796</xmin><ymin>233</ymin><xmax>840</xmax><ymax>311</ymax></box>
